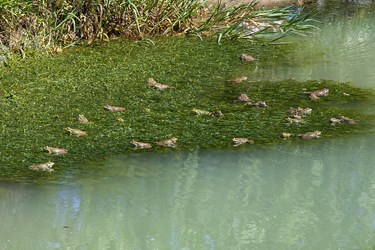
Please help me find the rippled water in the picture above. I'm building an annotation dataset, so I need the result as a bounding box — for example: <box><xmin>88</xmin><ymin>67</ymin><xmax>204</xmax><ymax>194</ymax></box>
<box><xmin>1</xmin><ymin>1</ymin><xmax>375</xmax><ymax>249</ymax></box>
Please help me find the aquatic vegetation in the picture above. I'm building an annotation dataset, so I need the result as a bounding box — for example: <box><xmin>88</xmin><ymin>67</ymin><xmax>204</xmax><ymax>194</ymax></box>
<box><xmin>0</xmin><ymin>37</ymin><xmax>374</xmax><ymax>180</ymax></box>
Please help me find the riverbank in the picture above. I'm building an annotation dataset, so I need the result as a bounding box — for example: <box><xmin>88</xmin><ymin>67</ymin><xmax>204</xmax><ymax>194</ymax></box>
<box><xmin>0</xmin><ymin>0</ymin><xmax>314</xmax><ymax>62</ymax></box>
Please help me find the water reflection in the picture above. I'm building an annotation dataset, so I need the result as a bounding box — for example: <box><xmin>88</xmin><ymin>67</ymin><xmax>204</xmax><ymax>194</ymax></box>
<box><xmin>251</xmin><ymin>3</ymin><xmax>375</xmax><ymax>89</ymax></box>
<box><xmin>1</xmin><ymin>134</ymin><xmax>375</xmax><ymax>249</ymax></box>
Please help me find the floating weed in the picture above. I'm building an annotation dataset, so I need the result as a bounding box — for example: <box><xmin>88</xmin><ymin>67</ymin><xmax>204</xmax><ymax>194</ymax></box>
<box><xmin>0</xmin><ymin>37</ymin><xmax>374</xmax><ymax>181</ymax></box>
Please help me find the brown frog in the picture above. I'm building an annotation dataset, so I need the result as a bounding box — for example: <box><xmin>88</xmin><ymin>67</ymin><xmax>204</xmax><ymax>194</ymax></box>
<box><xmin>156</xmin><ymin>138</ymin><xmax>178</xmax><ymax>148</ymax></box>
<box><xmin>77</xmin><ymin>114</ymin><xmax>89</xmax><ymax>124</ymax></box>
<box><xmin>304</xmin><ymin>88</ymin><xmax>329</xmax><ymax>101</ymax></box>
<box><xmin>330</xmin><ymin>116</ymin><xmax>357</xmax><ymax>125</ymax></box>
<box><xmin>297</xmin><ymin>130</ymin><xmax>321</xmax><ymax>139</ymax></box>
<box><xmin>240</xmin><ymin>53</ymin><xmax>255</xmax><ymax>62</ymax></box>
<box><xmin>286</xmin><ymin>116</ymin><xmax>306</xmax><ymax>125</ymax></box>
<box><xmin>330</xmin><ymin>117</ymin><xmax>342</xmax><ymax>126</ymax></box>
<box><xmin>246</xmin><ymin>101</ymin><xmax>268</xmax><ymax>108</ymax></box>
<box><xmin>287</xmin><ymin>107</ymin><xmax>312</xmax><ymax>117</ymax></box>
<box><xmin>281</xmin><ymin>132</ymin><xmax>295</xmax><ymax>138</ymax></box>
<box><xmin>29</xmin><ymin>161</ymin><xmax>54</xmax><ymax>172</ymax></box>
<box><xmin>65</xmin><ymin>127</ymin><xmax>88</xmax><ymax>137</ymax></box>
<box><xmin>104</xmin><ymin>105</ymin><xmax>126</xmax><ymax>112</ymax></box>
<box><xmin>192</xmin><ymin>108</ymin><xmax>211</xmax><ymax>116</ymax></box>
<box><xmin>192</xmin><ymin>109</ymin><xmax>223</xmax><ymax>117</ymax></box>
<box><xmin>227</xmin><ymin>76</ymin><xmax>248</xmax><ymax>84</ymax></box>
<box><xmin>340</xmin><ymin>116</ymin><xmax>357</xmax><ymax>125</ymax></box>
<box><xmin>210</xmin><ymin>110</ymin><xmax>224</xmax><ymax>117</ymax></box>
<box><xmin>238</xmin><ymin>93</ymin><xmax>252</xmax><ymax>103</ymax></box>
<box><xmin>131</xmin><ymin>140</ymin><xmax>152</xmax><ymax>149</ymax></box>
<box><xmin>44</xmin><ymin>146</ymin><xmax>68</xmax><ymax>155</ymax></box>
<box><xmin>147</xmin><ymin>78</ymin><xmax>173</xmax><ymax>90</ymax></box>
<box><xmin>232</xmin><ymin>137</ymin><xmax>254</xmax><ymax>147</ymax></box>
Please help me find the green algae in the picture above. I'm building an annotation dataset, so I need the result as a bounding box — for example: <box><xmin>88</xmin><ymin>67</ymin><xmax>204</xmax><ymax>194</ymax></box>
<box><xmin>0</xmin><ymin>37</ymin><xmax>374</xmax><ymax>181</ymax></box>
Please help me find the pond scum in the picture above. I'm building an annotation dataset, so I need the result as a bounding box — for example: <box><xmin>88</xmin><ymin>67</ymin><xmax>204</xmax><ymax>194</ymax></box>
<box><xmin>0</xmin><ymin>37</ymin><xmax>374</xmax><ymax>180</ymax></box>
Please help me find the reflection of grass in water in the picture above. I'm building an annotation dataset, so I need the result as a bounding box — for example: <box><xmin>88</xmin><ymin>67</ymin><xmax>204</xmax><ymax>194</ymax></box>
<box><xmin>0</xmin><ymin>38</ymin><xmax>374</xmax><ymax>181</ymax></box>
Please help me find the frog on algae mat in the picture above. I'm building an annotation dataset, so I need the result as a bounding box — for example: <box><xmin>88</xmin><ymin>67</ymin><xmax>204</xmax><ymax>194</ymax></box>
<box><xmin>0</xmin><ymin>38</ymin><xmax>374</xmax><ymax>180</ymax></box>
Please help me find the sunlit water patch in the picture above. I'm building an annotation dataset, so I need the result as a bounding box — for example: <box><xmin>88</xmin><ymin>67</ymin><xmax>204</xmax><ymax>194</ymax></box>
<box><xmin>1</xmin><ymin>134</ymin><xmax>375</xmax><ymax>249</ymax></box>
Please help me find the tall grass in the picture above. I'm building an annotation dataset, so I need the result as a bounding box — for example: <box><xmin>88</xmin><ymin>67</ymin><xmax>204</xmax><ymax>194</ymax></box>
<box><xmin>0</xmin><ymin>0</ymin><xmax>316</xmax><ymax>57</ymax></box>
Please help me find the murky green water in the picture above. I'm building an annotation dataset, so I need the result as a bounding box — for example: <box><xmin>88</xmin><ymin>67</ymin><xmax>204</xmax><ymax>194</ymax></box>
<box><xmin>1</xmin><ymin>1</ymin><xmax>375</xmax><ymax>249</ymax></box>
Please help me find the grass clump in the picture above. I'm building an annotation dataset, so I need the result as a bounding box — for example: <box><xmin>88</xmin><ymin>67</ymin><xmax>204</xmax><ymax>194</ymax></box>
<box><xmin>0</xmin><ymin>0</ymin><xmax>316</xmax><ymax>60</ymax></box>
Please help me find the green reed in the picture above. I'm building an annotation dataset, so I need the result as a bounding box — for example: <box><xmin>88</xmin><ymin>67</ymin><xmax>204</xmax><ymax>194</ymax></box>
<box><xmin>0</xmin><ymin>0</ymin><xmax>316</xmax><ymax>58</ymax></box>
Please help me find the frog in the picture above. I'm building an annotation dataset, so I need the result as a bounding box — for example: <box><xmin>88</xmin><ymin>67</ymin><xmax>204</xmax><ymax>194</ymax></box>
<box><xmin>147</xmin><ymin>78</ymin><xmax>173</xmax><ymax>90</ymax></box>
<box><xmin>247</xmin><ymin>101</ymin><xmax>268</xmax><ymax>108</ymax></box>
<box><xmin>232</xmin><ymin>137</ymin><xmax>254</xmax><ymax>146</ymax></box>
<box><xmin>130</xmin><ymin>140</ymin><xmax>152</xmax><ymax>149</ymax></box>
<box><xmin>192</xmin><ymin>108</ymin><xmax>211</xmax><ymax>116</ymax></box>
<box><xmin>210</xmin><ymin>110</ymin><xmax>224</xmax><ymax>117</ymax></box>
<box><xmin>104</xmin><ymin>105</ymin><xmax>126</xmax><ymax>112</ymax></box>
<box><xmin>227</xmin><ymin>76</ymin><xmax>248</xmax><ymax>84</ymax></box>
<box><xmin>281</xmin><ymin>132</ymin><xmax>295</xmax><ymax>138</ymax></box>
<box><xmin>240</xmin><ymin>53</ymin><xmax>255</xmax><ymax>62</ymax></box>
<box><xmin>29</xmin><ymin>161</ymin><xmax>54</xmax><ymax>172</ymax></box>
<box><xmin>156</xmin><ymin>138</ymin><xmax>178</xmax><ymax>148</ymax></box>
<box><xmin>304</xmin><ymin>88</ymin><xmax>329</xmax><ymax>101</ymax></box>
<box><xmin>65</xmin><ymin>127</ymin><xmax>88</xmax><ymax>137</ymax></box>
<box><xmin>43</xmin><ymin>146</ymin><xmax>68</xmax><ymax>155</ymax></box>
<box><xmin>77</xmin><ymin>114</ymin><xmax>89</xmax><ymax>124</ymax></box>
<box><xmin>238</xmin><ymin>93</ymin><xmax>252</xmax><ymax>103</ymax></box>
<box><xmin>339</xmin><ymin>116</ymin><xmax>357</xmax><ymax>125</ymax></box>
<box><xmin>329</xmin><ymin>117</ymin><xmax>342</xmax><ymax>126</ymax></box>
<box><xmin>192</xmin><ymin>108</ymin><xmax>223</xmax><ymax>117</ymax></box>
<box><xmin>287</xmin><ymin>107</ymin><xmax>312</xmax><ymax>117</ymax></box>
<box><xmin>297</xmin><ymin>130</ymin><xmax>321</xmax><ymax>139</ymax></box>
<box><xmin>330</xmin><ymin>116</ymin><xmax>357</xmax><ymax>125</ymax></box>
<box><xmin>286</xmin><ymin>116</ymin><xmax>306</xmax><ymax>125</ymax></box>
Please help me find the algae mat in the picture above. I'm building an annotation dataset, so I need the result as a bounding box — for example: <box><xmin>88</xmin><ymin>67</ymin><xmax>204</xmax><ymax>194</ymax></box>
<box><xmin>0</xmin><ymin>38</ymin><xmax>374</xmax><ymax>180</ymax></box>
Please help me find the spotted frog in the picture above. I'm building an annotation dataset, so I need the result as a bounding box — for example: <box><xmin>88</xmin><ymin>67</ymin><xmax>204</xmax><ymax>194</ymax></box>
<box><xmin>29</xmin><ymin>161</ymin><xmax>54</xmax><ymax>172</ymax></box>
<box><xmin>44</xmin><ymin>146</ymin><xmax>68</xmax><ymax>155</ymax></box>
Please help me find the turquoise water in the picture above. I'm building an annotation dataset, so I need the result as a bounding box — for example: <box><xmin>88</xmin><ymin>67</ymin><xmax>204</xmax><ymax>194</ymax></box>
<box><xmin>1</xmin><ymin>1</ymin><xmax>375</xmax><ymax>249</ymax></box>
<box><xmin>1</xmin><ymin>135</ymin><xmax>375</xmax><ymax>249</ymax></box>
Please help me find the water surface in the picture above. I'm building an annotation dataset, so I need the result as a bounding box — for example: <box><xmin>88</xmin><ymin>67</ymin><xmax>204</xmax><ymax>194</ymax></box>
<box><xmin>1</xmin><ymin>134</ymin><xmax>375</xmax><ymax>249</ymax></box>
<box><xmin>252</xmin><ymin>2</ymin><xmax>375</xmax><ymax>89</ymax></box>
